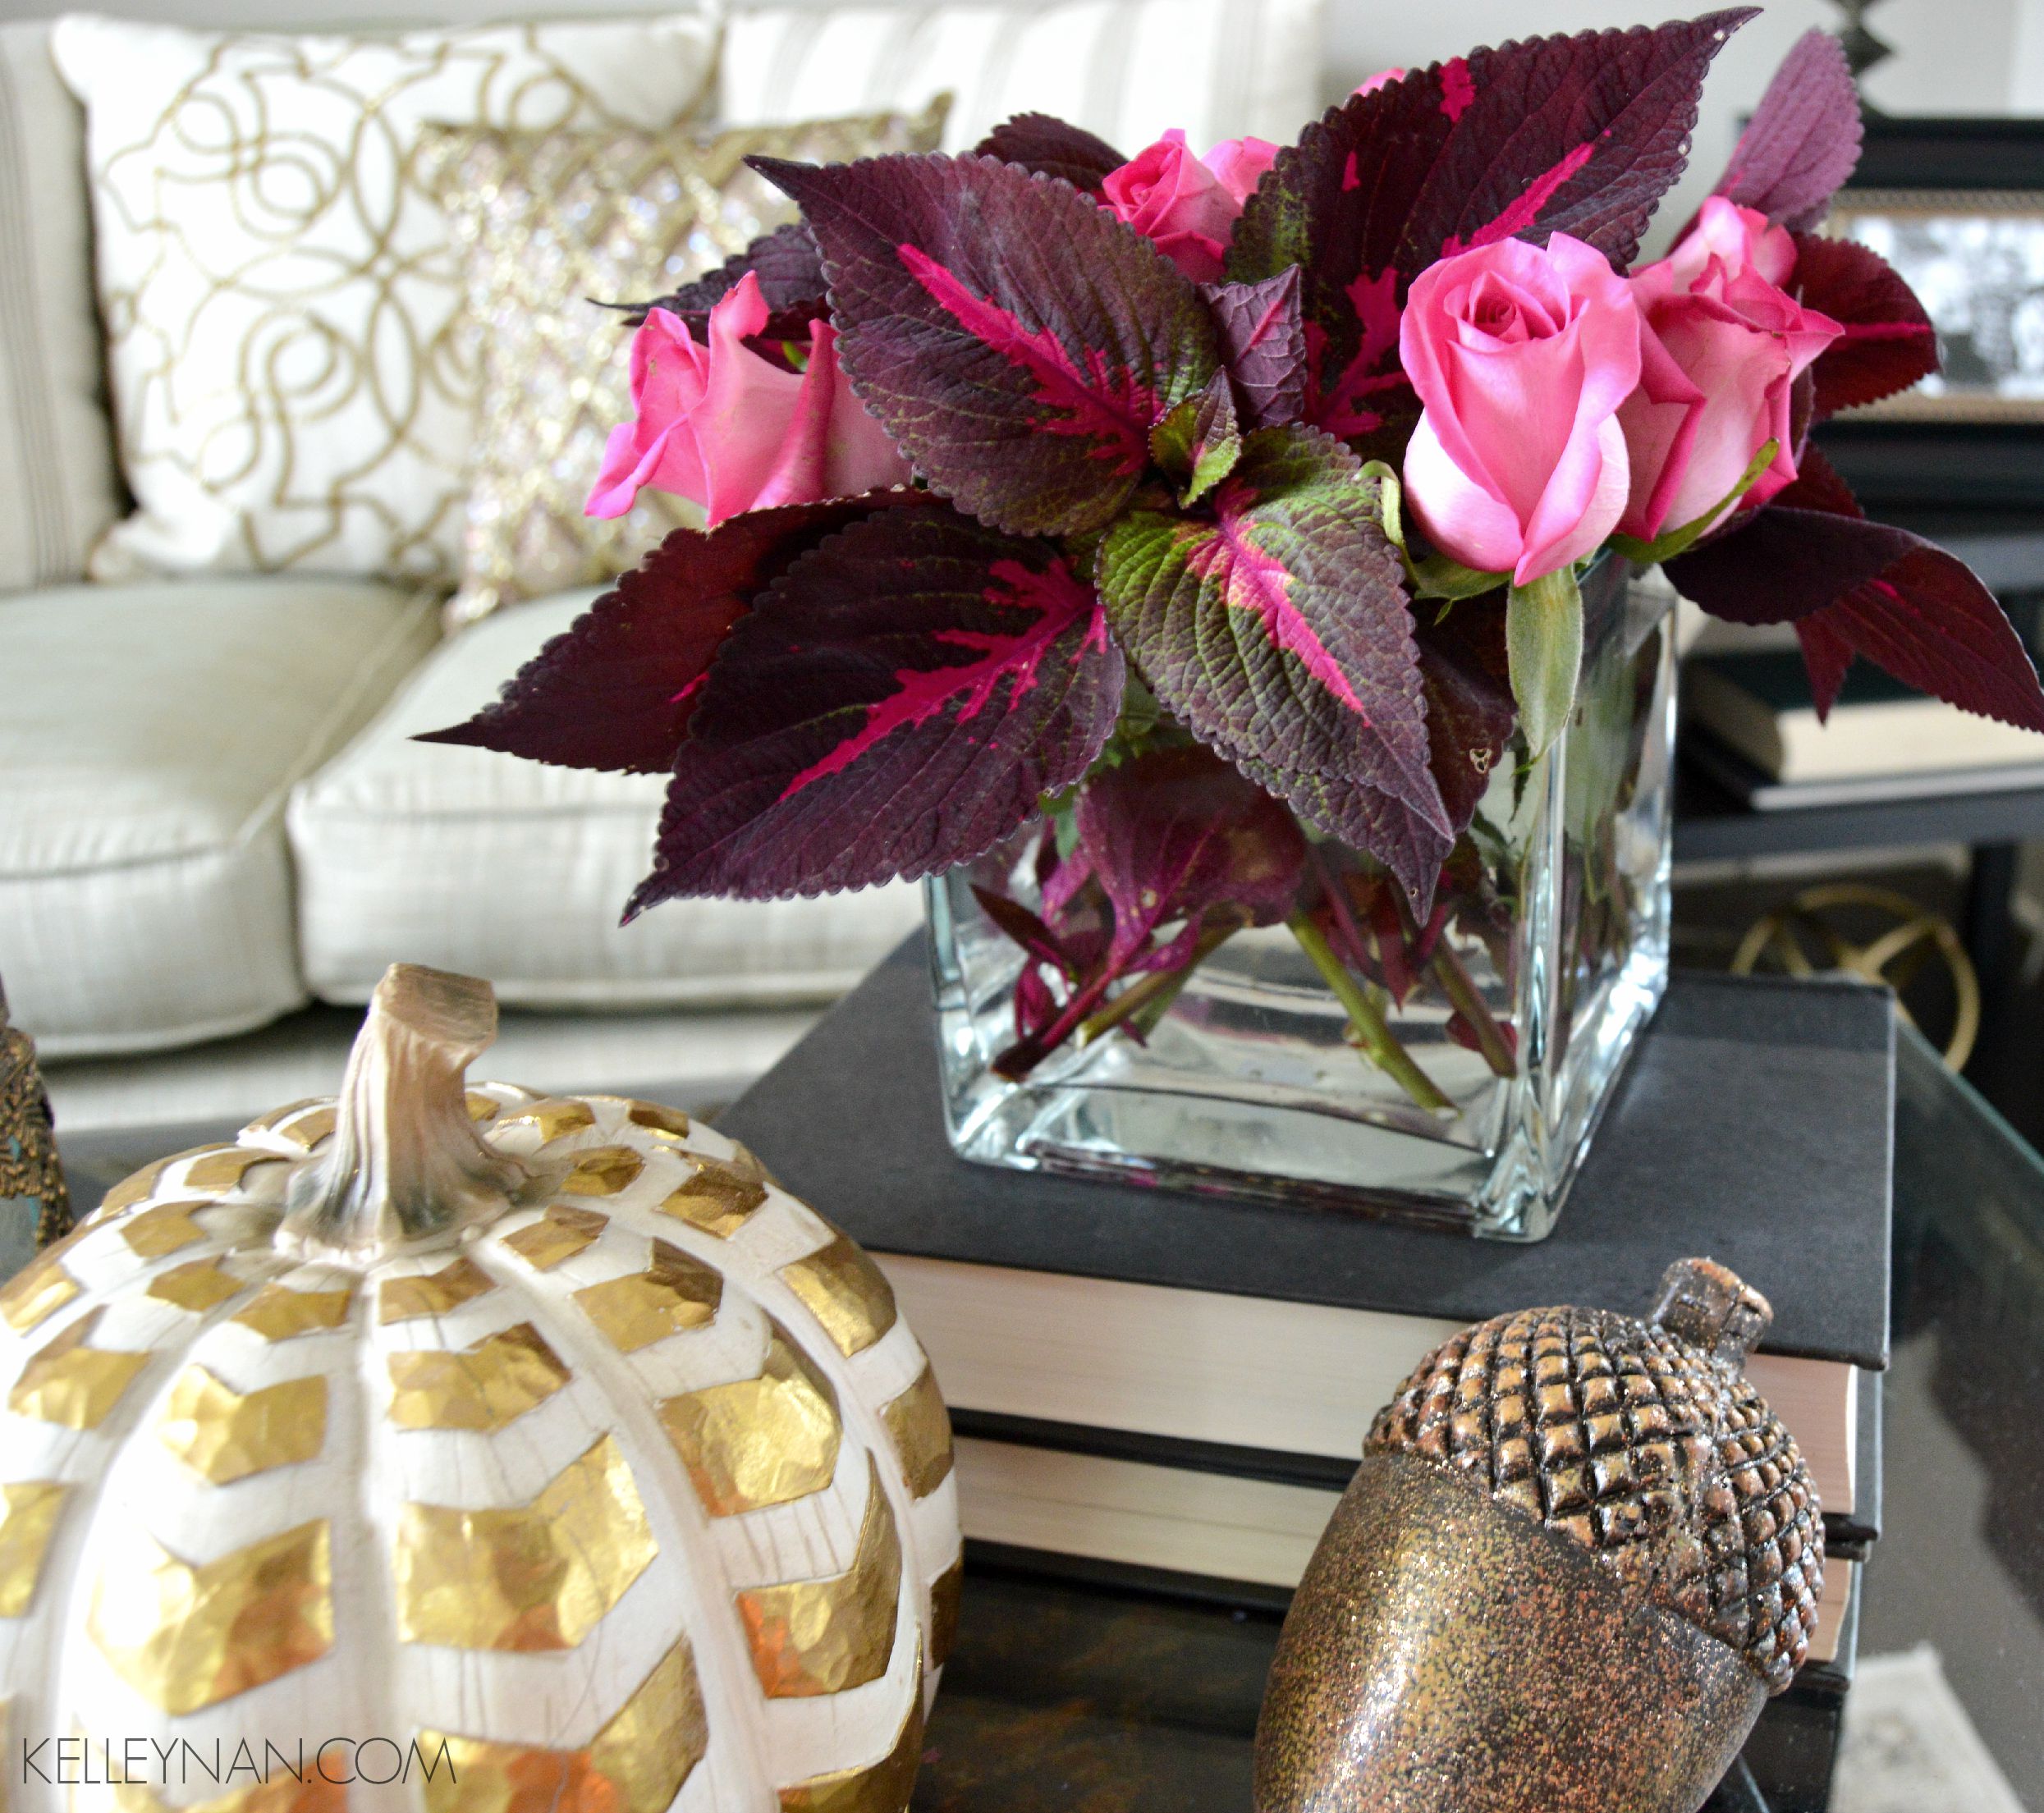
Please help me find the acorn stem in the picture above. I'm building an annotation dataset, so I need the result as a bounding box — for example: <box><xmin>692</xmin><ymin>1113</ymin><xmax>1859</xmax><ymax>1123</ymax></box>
<box><xmin>1650</xmin><ymin>1257</ymin><xmax>1773</xmax><ymax>1366</ymax></box>
<box><xmin>277</xmin><ymin>964</ymin><xmax>525</xmax><ymax>1265</ymax></box>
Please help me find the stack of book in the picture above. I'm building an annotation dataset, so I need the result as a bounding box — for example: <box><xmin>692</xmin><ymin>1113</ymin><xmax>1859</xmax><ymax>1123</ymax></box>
<box><xmin>722</xmin><ymin>941</ymin><xmax>1893</xmax><ymax>1813</ymax></box>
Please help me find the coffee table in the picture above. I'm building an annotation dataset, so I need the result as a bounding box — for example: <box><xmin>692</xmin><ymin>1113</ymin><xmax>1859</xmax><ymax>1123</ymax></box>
<box><xmin>50</xmin><ymin>1022</ymin><xmax>2044</xmax><ymax>1811</ymax></box>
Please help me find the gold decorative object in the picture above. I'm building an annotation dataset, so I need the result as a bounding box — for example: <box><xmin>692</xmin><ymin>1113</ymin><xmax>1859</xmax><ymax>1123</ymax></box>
<box><xmin>1732</xmin><ymin>881</ymin><xmax>1981</xmax><ymax>1068</ymax></box>
<box><xmin>1</xmin><ymin>978</ymin><xmax>71</xmax><ymax>1247</ymax></box>
<box><xmin>0</xmin><ymin>962</ymin><xmax>960</xmax><ymax>1811</ymax></box>
<box><xmin>1255</xmin><ymin>1258</ymin><xmax>1823</xmax><ymax>1813</ymax></box>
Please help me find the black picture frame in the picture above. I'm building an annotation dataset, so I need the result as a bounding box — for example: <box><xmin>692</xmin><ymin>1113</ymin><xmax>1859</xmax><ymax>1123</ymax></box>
<box><xmin>1815</xmin><ymin>114</ymin><xmax>2044</xmax><ymax>521</ymax></box>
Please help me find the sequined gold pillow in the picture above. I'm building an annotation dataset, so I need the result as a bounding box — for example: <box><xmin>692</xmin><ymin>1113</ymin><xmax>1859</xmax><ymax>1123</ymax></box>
<box><xmin>426</xmin><ymin>95</ymin><xmax>950</xmax><ymax>628</ymax></box>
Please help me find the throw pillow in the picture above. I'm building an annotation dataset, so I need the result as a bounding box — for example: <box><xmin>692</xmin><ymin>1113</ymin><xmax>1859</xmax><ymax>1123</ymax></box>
<box><xmin>718</xmin><ymin>0</ymin><xmax>1325</xmax><ymax>158</ymax></box>
<box><xmin>425</xmin><ymin>94</ymin><xmax>949</xmax><ymax>627</ymax></box>
<box><xmin>49</xmin><ymin>11</ymin><xmax>722</xmax><ymax>586</ymax></box>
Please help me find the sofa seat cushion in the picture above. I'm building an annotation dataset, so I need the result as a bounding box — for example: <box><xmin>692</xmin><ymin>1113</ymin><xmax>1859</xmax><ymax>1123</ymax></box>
<box><xmin>287</xmin><ymin>593</ymin><xmax>925</xmax><ymax>1008</ymax></box>
<box><xmin>0</xmin><ymin>578</ymin><xmax>438</xmax><ymax>1056</ymax></box>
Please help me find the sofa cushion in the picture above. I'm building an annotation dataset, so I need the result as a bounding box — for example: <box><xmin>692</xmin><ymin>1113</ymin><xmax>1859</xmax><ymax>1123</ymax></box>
<box><xmin>0</xmin><ymin>24</ymin><xmax>122</xmax><ymax>591</ymax></box>
<box><xmin>0</xmin><ymin>579</ymin><xmax>438</xmax><ymax>1057</ymax></box>
<box><xmin>287</xmin><ymin>593</ymin><xmax>925</xmax><ymax>1008</ymax></box>
<box><xmin>719</xmin><ymin>0</ymin><xmax>1326</xmax><ymax>154</ymax></box>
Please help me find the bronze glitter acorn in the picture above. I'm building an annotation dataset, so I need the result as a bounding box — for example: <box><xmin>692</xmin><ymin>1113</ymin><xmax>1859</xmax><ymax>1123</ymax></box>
<box><xmin>1254</xmin><ymin>1258</ymin><xmax>1823</xmax><ymax>1813</ymax></box>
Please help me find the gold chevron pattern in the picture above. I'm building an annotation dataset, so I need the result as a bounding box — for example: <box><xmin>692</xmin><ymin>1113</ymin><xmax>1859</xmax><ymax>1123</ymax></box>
<box><xmin>657</xmin><ymin>1162</ymin><xmax>768</xmax><ymax>1238</ymax></box>
<box><xmin>777</xmin><ymin>1646</ymin><xmax>925</xmax><ymax>1812</ymax></box>
<box><xmin>387</xmin><ymin>1324</ymin><xmax>569</xmax><ymax>1432</ymax></box>
<box><xmin>495</xmin><ymin>1099</ymin><xmax>594</xmax><ymax>1144</ymax></box>
<box><xmin>8</xmin><ymin>1309</ymin><xmax>149</xmax><ymax>1428</ymax></box>
<box><xmin>737</xmin><ymin>1473</ymin><xmax>901</xmax><ymax>1697</ymax></box>
<box><xmin>502</xmin><ymin>1204</ymin><xmax>608</xmax><ymax>1270</ymax></box>
<box><xmin>560</xmin><ymin>1147</ymin><xmax>645</xmax><ymax>1198</ymax></box>
<box><xmin>232</xmin><ymin>1284</ymin><xmax>355</xmax><ymax>1340</ymax></box>
<box><xmin>394</xmin><ymin>1434</ymin><xmax>657</xmax><ymax>1650</ymax></box>
<box><xmin>0</xmin><ymin>1481</ymin><xmax>67</xmax><ymax>1617</ymax></box>
<box><xmin>148</xmin><ymin>1258</ymin><xmax>245</xmax><ymax>1314</ymax></box>
<box><xmin>380</xmin><ymin>1257</ymin><xmax>498</xmax><ymax>1323</ymax></box>
<box><xmin>881</xmin><ymin>1363</ymin><xmax>955</xmax><ymax>1499</ymax></box>
<box><xmin>573</xmin><ymin>1242</ymin><xmax>722</xmax><ymax>1353</ymax></box>
<box><xmin>419</xmin><ymin>1637</ymin><xmax>707</xmax><ymax>1813</ymax></box>
<box><xmin>121</xmin><ymin>1202</ymin><xmax>209</xmax><ymax>1258</ymax></box>
<box><xmin>659</xmin><ymin>1326</ymin><xmax>841</xmax><ymax>1517</ymax></box>
<box><xmin>182</xmin><ymin>1149</ymin><xmax>287</xmax><ymax>1193</ymax></box>
<box><xmin>88</xmin><ymin>1521</ymin><xmax>333</xmax><ymax>1714</ymax></box>
<box><xmin>158</xmin><ymin>1368</ymin><xmax>327</xmax><ymax>1484</ymax></box>
<box><xmin>781</xmin><ymin>1234</ymin><xmax>899</xmax><ymax>1357</ymax></box>
<box><xmin>0</xmin><ymin>1248</ymin><xmax>79</xmax><ymax>1333</ymax></box>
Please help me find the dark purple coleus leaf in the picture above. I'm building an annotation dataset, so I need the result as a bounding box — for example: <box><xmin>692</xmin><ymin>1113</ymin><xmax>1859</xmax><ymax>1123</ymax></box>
<box><xmin>1712</xmin><ymin>28</ymin><xmax>1863</xmax><ymax>231</ymax></box>
<box><xmin>974</xmin><ymin>113</ymin><xmax>1128</xmax><ymax>193</ymax></box>
<box><xmin>1672</xmin><ymin>447</ymin><xmax>2044</xmax><ymax>732</ymax></box>
<box><xmin>1097</xmin><ymin>424</ymin><xmax>1452</xmax><ymax>906</ymax></box>
<box><xmin>623</xmin><ymin>222</ymin><xmax>829</xmax><ymax>340</ymax></box>
<box><xmin>1200</xmin><ymin>270</ymin><xmax>1309</xmax><ymax>429</ymax></box>
<box><xmin>1227</xmin><ymin>12</ymin><xmax>1753</xmax><ymax>436</ymax></box>
<box><xmin>419</xmin><ymin>493</ymin><xmax>933</xmax><ymax>773</ymax></box>
<box><xmin>629</xmin><ymin>504</ymin><xmax>1124</xmax><ymax>913</ymax></box>
<box><xmin>754</xmin><ymin>151</ymin><xmax>1221</xmax><ymax>537</ymax></box>
<box><xmin>1411</xmin><ymin>594</ymin><xmax>1515</xmax><ymax>836</ymax></box>
<box><xmin>1792</xmin><ymin>232</ymin><xmax>1940</xmax><ymax>417</ymax></box>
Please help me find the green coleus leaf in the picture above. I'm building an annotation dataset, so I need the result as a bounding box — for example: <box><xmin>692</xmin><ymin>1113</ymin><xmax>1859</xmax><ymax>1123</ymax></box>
<box><xmin>1148</xmin><ymin>373</ymin><xmax>1242</xmax><ymax>507</ymax></box>
<box><xmin>1097</xmin><ymin>424</ymin><xmax>1453</xmax><ymax>904</ymax></box>
<box><xmin>755</xmin><ymin>151</ymin><xmax>1221</xmax><ymax>538</ymax></box>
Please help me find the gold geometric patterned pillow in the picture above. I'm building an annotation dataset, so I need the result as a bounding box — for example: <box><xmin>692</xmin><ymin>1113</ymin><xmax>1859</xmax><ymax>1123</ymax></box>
<box><xmin>424</xmin><ymin>95</ymin><xmax>951</xmax><ymax>629</ymax></box>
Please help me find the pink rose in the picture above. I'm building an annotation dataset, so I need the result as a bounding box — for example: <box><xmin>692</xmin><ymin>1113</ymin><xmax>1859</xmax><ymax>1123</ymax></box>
<box><xmin>1616</xmin><ymin>198</ymin><xmax>1842</xmax><ymax>543</ymax></box>
<box><xmin>1353</xmin><ymin>67</ymin><xmax>1406</xmax><ymax>96</ymax></box>
<box><xmin>1399</xmin><ymin>233</ymin><xmax>1643</xmax><ymax>586</ymax></box>
<box><xmin>1100</xmin><ymin>130</ymin><xmax>1277</xmax><ymax>282</ymax></box>
<box><xmin>587</xmin><ymin>272</ymin><xmax>910</xmax><ymax>526</ymax></box>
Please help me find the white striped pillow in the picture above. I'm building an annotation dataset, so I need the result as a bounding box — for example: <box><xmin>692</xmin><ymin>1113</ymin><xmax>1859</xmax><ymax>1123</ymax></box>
<box><xmin>719</xmin><ymin>0</ymin><xmax>1327</xmax><ymax>161</ymax></box>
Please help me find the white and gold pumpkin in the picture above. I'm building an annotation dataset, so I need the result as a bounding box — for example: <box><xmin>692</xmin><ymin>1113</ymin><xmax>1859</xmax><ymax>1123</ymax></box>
<box><xmin>0</xmin><ymin>965</ymin><xmax>962</xmax><ymax>1813</ymax></box>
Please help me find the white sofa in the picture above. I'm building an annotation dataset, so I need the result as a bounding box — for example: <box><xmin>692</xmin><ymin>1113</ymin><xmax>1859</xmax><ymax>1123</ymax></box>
<box><xmin>0</xmin><ymin>0</ymin><xmax>1326</xmax><ymax>1068</ymax></box>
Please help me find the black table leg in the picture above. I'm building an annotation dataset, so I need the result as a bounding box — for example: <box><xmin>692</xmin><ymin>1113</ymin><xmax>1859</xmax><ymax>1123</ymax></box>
<box><xmin>1961</xmin><ymin>841</ymin><xmax>2022</xmax><ymax>1076</ymax></box>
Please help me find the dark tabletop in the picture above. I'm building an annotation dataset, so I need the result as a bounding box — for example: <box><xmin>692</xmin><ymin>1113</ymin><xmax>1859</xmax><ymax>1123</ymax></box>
<box><xmin>49</xmin><ymin>1023</ymin><xmax>2043</xmax><ymax>1813</ymax></box>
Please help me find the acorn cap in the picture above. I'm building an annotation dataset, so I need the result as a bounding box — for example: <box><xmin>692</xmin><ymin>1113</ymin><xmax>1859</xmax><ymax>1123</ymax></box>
<box><xmin>1365</xmin><ymin>1257</ymin><xmax>1822</xmax><ymax>1693</ymax></box>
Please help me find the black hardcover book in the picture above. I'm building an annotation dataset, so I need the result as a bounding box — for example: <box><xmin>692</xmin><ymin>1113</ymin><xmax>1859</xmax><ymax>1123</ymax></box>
<box><xmin>722</xmin><ymin>936</ymin><xmax>1895</xmax><ymax>1368</ymax></box>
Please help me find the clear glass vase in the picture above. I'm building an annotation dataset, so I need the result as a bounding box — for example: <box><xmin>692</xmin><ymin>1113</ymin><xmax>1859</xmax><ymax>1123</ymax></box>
<box><xmin>925</xmin><ymin>556</ymin><xmax>1676</xmax><ymax>1242</ymax></box>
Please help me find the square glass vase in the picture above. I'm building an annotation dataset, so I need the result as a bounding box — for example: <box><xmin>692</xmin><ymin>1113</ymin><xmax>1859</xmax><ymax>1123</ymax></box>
<box><xmin>926</xmin><ymin>558</ymin><xmax>1676</xmax><ymax>1242</ymax></box>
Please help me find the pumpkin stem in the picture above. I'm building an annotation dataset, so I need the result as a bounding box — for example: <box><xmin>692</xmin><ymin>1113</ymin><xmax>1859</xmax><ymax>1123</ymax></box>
<box><xmin>1651</xmin><ymin>1257</ymin><xmax>1772</xmax><ymax>1367</ymax></box>
<box><xmin>278</xmin><ymin>964</ymin><xmax>526</xmax><ymax>1264</ymax></box>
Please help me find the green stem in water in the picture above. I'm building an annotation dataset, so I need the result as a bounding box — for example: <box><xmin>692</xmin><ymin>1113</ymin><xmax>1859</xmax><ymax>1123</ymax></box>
<box><xmin>1079</xmin><ymin>915</ymin><xmax>1244</xmax><ymax>1046</ymax></box>
<box><xmin>1287</xmin><ymin>913</ymin><xmax>1454</xmax><ymax>1115</ymax></box>
<box><xmin>1429</xmin><ymin>941</ymin><xmax>1518</xmax><ymax>1078</ymax></box>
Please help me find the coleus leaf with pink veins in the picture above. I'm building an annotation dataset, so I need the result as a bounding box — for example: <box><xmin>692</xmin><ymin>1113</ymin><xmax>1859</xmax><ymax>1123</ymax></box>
<box><xmin>420</xmin><ymin>492</ymin><xmax>933</xmax><ymax>773</ymax></box>
<box><xmin>753</xmin><ymin>151</ymin><xmax>1221</xmax><ymax>536</ymax></box>
<box><xmin>626</xmin><ymin>503</ymin><xmax>1125</xmax><ymax>913</ymax></box>
<box><xmin>1226</xmin><ymin>11</ymin><xmax>1754</xmax><ymax>437</ymax></box>
<box><xmin>1712</xmin><ymin>27</ymin><xmax>1863</xmax><ymax>231</ymax></box>
<box><xmin>1791</xmin><ymin>233</ymin><xmax>1940</xmax><ymax>417</ymax></box>
<box><xmin>1096</xmin><ymin>425</ymin><xmax>1453</xmax><ymax>906</ymax></box>
<box><xmin>1200</xmin><ymin>269</ymin><xmax>1311</xmax><ymax>430</ymax></box>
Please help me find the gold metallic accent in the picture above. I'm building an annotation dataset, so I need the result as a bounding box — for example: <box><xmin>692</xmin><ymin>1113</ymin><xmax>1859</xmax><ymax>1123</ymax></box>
<box><xmin>2</xmin><ymin>1012</ymin><xmax>70</xmax><ymax>1243</ymax></box>
<box><xmin>502</xmin><ymin>1205</ymin><xmax>608</xmax><ymax>1270</ymax></box>
<box><xmin>626</xmin><ymin>1101</ymin><xmax>690</xmax><ymax>1140</ymax></box>
<box><xmin>232</xmin><ymin>1284</ymin><xmax>355</xmax><ymax>1341</ymax></box>
<box><xmin>0</xmin><ymin>1481</ymin><xmax>67</xmax><ymax>1616</ymax></box>
<box><xmin>737</xmin><ymin>1473</ymin><xmax>901</xmax><ymax>1696</ymax></box>
<box><xmin>0</xmin><ymin>1248</ymin><xmax>80</xmax><ymax>1333</ymax></box>
<box><xmin>394</xmin><ymin>1434</ymin><xmax>657</xmax><ymax>1650</ymax></box>
<box><xmin>158</xmin><ymin>1369</ymin><xmax>326</xmax><ymax>1484</ymax></box>
<box><xmin>379</xmin><ymin>1257</ymin><xmax>497</xmax><ymax>1323</ymax></box>
<box><xmin>659</xmin><ymin>1326</ymin><xmax>841</xmax><ymax>1516</ymax></box>
<box><xmin>387</xmin><ymin>1325</ymin><xmax>569</xmax><ymax>1432</ymax></box>
<box><xmin>777</xmin><ymin>1645</ymin><xmax>924</xmax><ymax>1811</ymax></box>
<box><xmin>7</xmin><ymin>1309</ymin><xmax>149</xmax><ymax>1428</ymax></box>
<box><xmin>781</xmin><ymin>1234</ymin><xmax>897</xmax><ymax>1357</ymax></box>
<box><xmin>559</xmin><ymin>1147</ymin><xmax>644</xmax><ymax>1197</ymax></box>
<box><xmin>182</xmin><ymin>1147</ymin><xmax>287</xmax><ymax>1193</ymax></box>
<box><xmin>245</xmin><ymin>1097</ymin><xmax>323</xmax><ymax>1132</ymax></box>
<box><xmin>273</xmin><ymin>1107</ymin><xmax>336</xmax><ymax>1151</ymax></box>
<box><xmin>572</xmin><ymin>1242</ymin><xmax>722</xmax><ymax>1352</ymax></box>
<box><xmin>419</xmin><ymin>1637</ymin><xmax>706</xmax><ymax>1813</ymax></box>
<box><xmin>656</xmin><ymin>1162</ymin><xmax>768</xmax><ymax>1238</ymax></box>
<box><xmin>467</xmin><ymin>1092</ymin><xmax>502</xmax><ymax>1122</ymax></box>
<box><xmin>93</xmin><ymin>1150</ymin><xmax>199</xmax><ymax>1219</ymax></box>
<box><xmin>494</xmin><ymin>1099</ymin><xmax>595</xmax><ymax>1144</ymax></box>
<box><xmin>88</xmin><ymin>1520</ymin><xmax>332</xmax><ymax>1714</ymax></box>
<box><xmin>147</xmin><ymin>1259</ymin><xmax>245</xmax><ymax>1314</ymax></box>
<box><xmin>880</xmin><ymin>1362</ymin><xmax>954</xmax><ymax>1499</ymax></box>
<box><xmin>121</xmin><ymin>1202</ymin><xmax>209</xmax><ymax>1258</ymax></box>
<box><xmin>929</xmin><ymin>1554</ymin><xmax>963</xmax><ymax>1670</ymax></box>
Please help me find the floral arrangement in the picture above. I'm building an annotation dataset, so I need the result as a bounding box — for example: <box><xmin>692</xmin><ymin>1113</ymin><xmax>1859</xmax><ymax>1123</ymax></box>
<box><xmin>435</xmin><ymin>13</ymin><xmax>2044</xmax><ymax>1096</ymax></box>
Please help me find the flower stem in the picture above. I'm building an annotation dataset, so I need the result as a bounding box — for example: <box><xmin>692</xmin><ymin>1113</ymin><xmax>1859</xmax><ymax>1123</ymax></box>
<box><xmin>1430</xmin><ymin>941</ymin><xmax>1518</xmax><ymax>1078</ymax></box>
<box><xmin>1287</xmin><ymin>913</ymin><xmax>1454</xmax><ymax>1114</ymax></box>
<box><xmin>1079</xmin><ymin>914</ymin><xmax>1243</xmax><ymax>1046</ymax></box>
